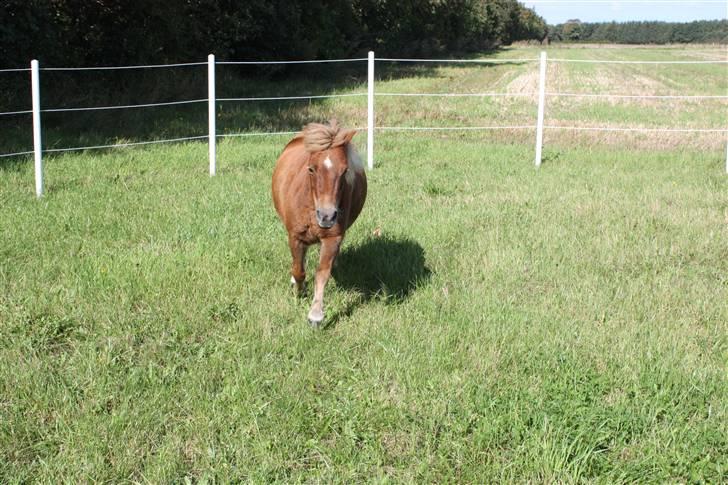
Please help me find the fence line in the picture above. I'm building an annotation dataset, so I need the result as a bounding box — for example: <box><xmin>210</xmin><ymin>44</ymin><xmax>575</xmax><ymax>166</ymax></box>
<box><xmin>0</xmin><ymin>150</ymin><xmax>34</xmax><ymax>158</ymax></box>
<box><xmin>218</xmin><ymin>93</ymin><xmax>367</xmax><ymax>102</ymax></box>
<box><xmin>547</xmin><ymin>92</ymin><xmax>728</xmax><ymax>100</ymax></box>
<box><xmin>377</xmin><ymin>125</ymin><xmax>536</xmax><ymax>131</ymax></box>
<box><xmin>1</xmin><ymin>109</ymin><xmax>33</xmax><ymax>116</ymax></box>
<box><xmin>42</xmin><ymin>98</ymin><xmax>208</xmax><ymax>113</ymax></box>
<box><xmin>217</xmin><ymin>58</ymin><xmax>367</xmax><ymax>65</ymax></box>
<box><xmin>548</xmin><ymin>58</ymin><xmax>728</xmax><ymax>64</ymax></box>
<box><xmin>375</xmin><ymin>91</ymin><xmax>728</xmax><ymax>100</ymax></box>
<box><xmin>217</xmin><ymin>131</ymin><xmax>300</xmax><ymax>138</ymax></box>
<box><xmin>375</xmin><ymin>92</ymin><xmax>533</xmax><ymax>98</ymax></box>
<box><xmin>219</xmin><ymin>127</ymin><xmax>372</xmax><ymax>138</ymax></box>
<box><xmin>44</xmin><ymin>136</ymin><xmax>208</xmax><ymax>154</ymax></box>
<box><xmin>544</xmin><ymin>125</ymin><xmax>728</xmax><ymax>133</ymax></box>
<box><xmin>41</xmin><ymin>61</ymin><xmax>207</xmax><ymax>71</ymax></box>
<box><xmin>376</xmin><ymin>58</ymin><xmax>538</xmax><ymax>63</ymax></box>
<box><xmin>2</xmin><ymin>52</ymin><xmax>727</xmax><ymax>196</ymax></box>
<box><xmin>16</xmin><ymin>89</ymin><xmax>722</xmax><ymax>118</ymax></box>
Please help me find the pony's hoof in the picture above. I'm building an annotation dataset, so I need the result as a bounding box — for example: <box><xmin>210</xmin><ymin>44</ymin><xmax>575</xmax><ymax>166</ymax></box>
<box><xmin>290</xmin><ymin>276</ymin><xmax>306</xmax><ymax>297</ymax></box>
<box><xmin>307</xmin><ymin>309</ymin><xmax>324</xmax><ymax>327</ymax></box>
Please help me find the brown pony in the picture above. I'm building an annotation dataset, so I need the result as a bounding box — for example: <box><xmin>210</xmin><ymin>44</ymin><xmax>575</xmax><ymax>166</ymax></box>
<box><xmin>272</xmin><ymin>120</ymin><xmax>367</xmax><ymax>326</ymax></box>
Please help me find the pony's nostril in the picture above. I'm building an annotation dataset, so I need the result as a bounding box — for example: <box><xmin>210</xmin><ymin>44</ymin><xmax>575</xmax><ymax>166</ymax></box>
<box><xmin>316</xmin><ymin>208</ymin><xmax>337</xmax><ymax>225</ymax></box>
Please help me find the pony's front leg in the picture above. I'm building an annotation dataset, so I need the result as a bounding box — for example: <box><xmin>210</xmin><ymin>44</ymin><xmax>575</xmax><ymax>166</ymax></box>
<box><xmin>308</xmin><ymin>236</ymin><xmax>342</xmax><ymax>326</ymax></box>
<box><xmin>289</xmin><ymin>235</ymin><xmax>308</xmax><ymax>297</ymax></box>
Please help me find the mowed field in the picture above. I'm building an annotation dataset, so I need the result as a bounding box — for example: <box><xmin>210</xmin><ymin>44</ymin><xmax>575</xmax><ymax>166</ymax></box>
<box><xmin>1</xmin><ymin>45</ymin><xmax>726</xmax><ymax>482</ymax></box>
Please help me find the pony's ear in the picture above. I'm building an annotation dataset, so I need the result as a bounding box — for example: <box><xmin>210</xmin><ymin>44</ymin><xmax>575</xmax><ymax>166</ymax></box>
<box><xmin>283</xmin><ymin>132</ymin><xmax>305</xmax><ymax>151</ymax></box>
<box><xmin>341</xmin><ymin>129</ymin><xmax>357</xmax><ymax>145</ymax></box>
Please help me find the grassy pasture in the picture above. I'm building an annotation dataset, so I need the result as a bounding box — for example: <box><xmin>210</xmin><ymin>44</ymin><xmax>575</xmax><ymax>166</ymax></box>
<box><xmin>1</xmin><ymin>45</ymin><xmax>727</xmax><ymax>482</ymax></box>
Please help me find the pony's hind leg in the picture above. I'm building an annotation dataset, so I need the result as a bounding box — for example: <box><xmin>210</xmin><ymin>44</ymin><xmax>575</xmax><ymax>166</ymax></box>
<box><xmin>289</xmin><ymin>235</ymin><xmax>308</xmax><ymax>296</ymax></box>
<box><xmin>308</xmin><ymin>236</ymin><xmax>342</xmax><ymax>326</ymax></box>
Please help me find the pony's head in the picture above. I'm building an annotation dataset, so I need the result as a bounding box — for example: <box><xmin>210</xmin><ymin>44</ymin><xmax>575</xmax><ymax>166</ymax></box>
<box><xmin>302</xmin><ymin>120</ymin><xmax>359</xmax><ymax>228</ymax></box>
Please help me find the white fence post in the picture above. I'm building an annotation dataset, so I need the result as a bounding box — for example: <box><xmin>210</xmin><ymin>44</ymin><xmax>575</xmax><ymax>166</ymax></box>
<box><xmin>31</xmin><ymin>59</ymin><xmax>43</xmax><ymax>197</ymax></box>
<box><xmin>535</xmin><ymin>51</ymin><xmax>547</xmax><ymax>168</ymax></box>
<box><xmin>367</xmin><ymin>51</ymin><xmax>375</xmax><ymax>170</ymax></box>
<box><xmin>208</xmin><ymin>54</ymin><xmax>216</xmax><ymax>176</ymax></box>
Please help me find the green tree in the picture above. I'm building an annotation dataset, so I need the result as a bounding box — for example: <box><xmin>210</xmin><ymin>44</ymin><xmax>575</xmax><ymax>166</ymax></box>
<box><xmin>561</xmin><ymin>19</ymin><xmax>583</xmax><ymax>41</ymax></box>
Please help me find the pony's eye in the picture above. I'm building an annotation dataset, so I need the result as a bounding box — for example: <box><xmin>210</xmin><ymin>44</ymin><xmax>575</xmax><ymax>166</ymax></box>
<box><xmin>307</xmin><ymin>166</ymin><xmax>315</xmax><ymax>174</ymax></box>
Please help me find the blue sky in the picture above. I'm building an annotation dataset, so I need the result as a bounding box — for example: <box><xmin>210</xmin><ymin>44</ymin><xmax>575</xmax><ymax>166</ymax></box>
<box><xmin>523</xmin><ymin>0</ymin><xmax>728</xmax><ymax>24</ymax></box>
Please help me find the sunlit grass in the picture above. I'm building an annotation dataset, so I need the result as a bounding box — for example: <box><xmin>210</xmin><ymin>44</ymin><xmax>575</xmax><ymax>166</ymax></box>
<box><xmin>1</xmin><ymin>45</ymin><xmax>727</xmax><ymax>482</ymax></box>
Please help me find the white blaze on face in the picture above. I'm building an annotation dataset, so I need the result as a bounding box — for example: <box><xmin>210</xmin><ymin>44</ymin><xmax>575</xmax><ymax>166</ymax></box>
<box><xmin>323</xmin><ymin>156</ymin><xmax>333</xmax><ymax>170</ymax></box>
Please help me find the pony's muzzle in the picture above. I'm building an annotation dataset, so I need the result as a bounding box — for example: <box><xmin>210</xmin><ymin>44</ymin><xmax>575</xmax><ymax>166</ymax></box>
<box><xmin>316</xmin><ymin>207</ymin><xmax>338</xmax><ymax>228</ymax></box>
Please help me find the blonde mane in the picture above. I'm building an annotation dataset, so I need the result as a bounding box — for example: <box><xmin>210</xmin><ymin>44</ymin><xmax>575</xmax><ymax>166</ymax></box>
<box><xmin>301</xmin><ymin>119</ymin><xmax>356</xmax><ymax>153</ymax></box>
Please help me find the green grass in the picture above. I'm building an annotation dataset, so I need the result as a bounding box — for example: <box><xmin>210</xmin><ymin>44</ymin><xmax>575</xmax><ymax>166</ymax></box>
<box><xmin>1</xmin><ymin>45</ymin><xmax>727</xmax><ymax>482</ymax></box>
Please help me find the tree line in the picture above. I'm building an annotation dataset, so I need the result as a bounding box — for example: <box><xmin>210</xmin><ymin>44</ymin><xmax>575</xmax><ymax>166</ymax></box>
<box><xmin>549</xmin><ymin>19</ymin><xmax>728</xmax><ymax>44</ymax></box>
<box><xmin>1</xmin><ymin>1</ymin><xmax>547</xmax><ymax>68</ymax></box>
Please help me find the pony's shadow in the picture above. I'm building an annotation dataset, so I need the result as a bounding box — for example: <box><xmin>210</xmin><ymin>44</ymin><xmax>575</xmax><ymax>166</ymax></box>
<box><xmin>326</xmin><ymin>235</ymin><xmax>431</xmax><ymax>326</ymax></box>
